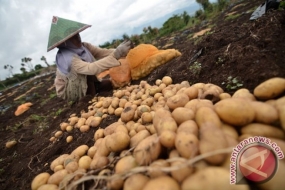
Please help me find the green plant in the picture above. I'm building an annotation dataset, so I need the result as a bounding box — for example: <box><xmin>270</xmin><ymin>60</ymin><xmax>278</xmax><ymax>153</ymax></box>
<box><xmin>55</xmin><ymin>108</ymin><xmax>63</xmax><ymax>116</ymax></box>
<box><xmin>189</xmin><ymin>61</ymin><xmax>202</xmax><ymax>76</ymax></box>
<box><xmin>49</xmin><ymin>93</ymin><xmax>57</xmax><ymax>99</ymax></box>
<box><xmin>216</xmin><ymin>56</ymin><xmax>225</xmax><ymax>64</ymax></box>
<box><xmin>225</xmin><ymin>13</ymin><xmax>241</xmax><ymax>21</ymax></box>
<box><xmin>222</xmin><ymin>76</ymin><xmax>243</xmax><ymax>90</ymax></box>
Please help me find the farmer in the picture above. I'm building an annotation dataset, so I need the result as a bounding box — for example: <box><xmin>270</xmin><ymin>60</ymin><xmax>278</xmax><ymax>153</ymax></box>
<box><xmin>47</xmin><ymin>16</ymin><xmax>132</xmax><ymax>101</ymax></box>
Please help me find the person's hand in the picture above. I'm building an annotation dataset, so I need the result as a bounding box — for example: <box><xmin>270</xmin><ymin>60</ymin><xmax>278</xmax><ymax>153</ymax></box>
<box><xmin>114</xmin><ymin>40</ymin><xmax>133</xmax><ymax>59</ymax></box>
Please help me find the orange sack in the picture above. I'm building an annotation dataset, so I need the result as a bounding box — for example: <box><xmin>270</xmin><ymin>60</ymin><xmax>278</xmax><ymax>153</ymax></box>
<box><xmin>127</xmin><ymin>44</ymin><xmax>182</xmax><ymax>80</ymax></box>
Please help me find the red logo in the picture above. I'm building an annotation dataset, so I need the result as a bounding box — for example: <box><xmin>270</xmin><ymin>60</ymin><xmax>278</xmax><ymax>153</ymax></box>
<box><xmin>238</xmin><ymin>144</ymin><xmax>277</xmax><ymax>183</ymax></box>
<box><xmin>52</xmin><ymin>16</ymin><xmax>58</xmax><ymax>24</ymax></box>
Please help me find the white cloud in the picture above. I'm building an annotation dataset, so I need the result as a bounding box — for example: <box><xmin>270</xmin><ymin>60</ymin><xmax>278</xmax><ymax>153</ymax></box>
<box><xmin>0</xmin><ymin>0</ymin><xmax>200</xmax><ymax>80</ymax></box>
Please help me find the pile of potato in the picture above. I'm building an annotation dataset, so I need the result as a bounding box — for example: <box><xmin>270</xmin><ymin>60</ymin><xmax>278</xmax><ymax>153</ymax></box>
<box><xmin>31</xmin><ymin>77</ymin><xmax>285</xmax><ymax>190</ymax></box>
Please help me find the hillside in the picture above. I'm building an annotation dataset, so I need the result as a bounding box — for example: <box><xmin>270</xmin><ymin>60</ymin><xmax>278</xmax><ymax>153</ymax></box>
<box><xmin>0</xmin><ymin>0</ymin><xmax>285</xmax><ymax>189</ymax></box>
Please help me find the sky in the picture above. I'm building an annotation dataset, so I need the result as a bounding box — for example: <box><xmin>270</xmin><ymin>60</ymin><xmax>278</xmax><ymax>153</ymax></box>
<box><xmin>0</xmin><ymin>0</ymin><xmax>214</xmax><ymax>80</ymax></box>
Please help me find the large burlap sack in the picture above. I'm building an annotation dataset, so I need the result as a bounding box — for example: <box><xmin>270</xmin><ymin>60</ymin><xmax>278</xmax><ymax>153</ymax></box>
<box><xmin>126</xmin><ymin>44</ymin><xmax>182</xmax><ymax>80</ymax></box>
<box><xmin>109</xmin><ymin>58</ymin><xmax>131</xmax><ymax>88</ymax></box>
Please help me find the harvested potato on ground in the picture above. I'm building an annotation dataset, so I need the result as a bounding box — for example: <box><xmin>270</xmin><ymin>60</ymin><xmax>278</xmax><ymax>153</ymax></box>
<box><xmin>115</xmin><ymin>155</ymin><xmax>137</xmax><ymax>174</ymax></box>
<box><xmin>65</xmin><ymin>161</ymin><xmax>79</xmax><ymax>173</ymax></box>
<box><xmin>87</xmin><ymin>146</ymin><xmax>97</xmax><ymax>158</ymax></box>
<box><xmin>253</xmin><ymin>77</ymin><xmax>285</xmax><ymax>100</ymax></box>
<box><xmin>66</xmin><ymin>136</ymin><xmax>73</xmax><ymax>143</ymax></box>
<box><xmin>250</xmin><ymin>101</ymin><xmax>278</xmax><ymax>124</ymax></box>
<box><xmin>80</xmin><ymin>125</ymin><xmax>90</xmax><ymax>132</ymax></box>
<box><xmin>78</xmin><ymin>155</ymin><xmax>92</xmax><ymax>170</ymax></box>
<box><xmin>50</xmin><ymin>154</ymin><xmax>69</xmax><ymax>171</ymax></box>
<box><xmin>124</xmin><ymin>174</ymin><xmax>149</xmax><ymax>190</ymax></box>
<box><xmin>199</xmin><ymin>125</ymin><xmax>228</xmax><ymax>165</ymax></box>
<box><xmin>221</xmin><ymin>123</ymin><xmax>239</xmax><ymax>140</ymax></box>
<box><xmin>5</xmin><ymin>140</ymin><xmax>17</xmax><ymax>148</ymax></box>
<box><xmin>154</xmin><ymin>116</ymin><xmax>178</xmax><ymax>135</ymax></box>
<box><xmin>232</xmin><ymin>88</ymin><xmax>256</xmax><ymax>101</ymax></box>
<box><xmin>141</xmin><ymin>112</ymin><xmax>153</xmax><ymax>124</ymax></box>
<box><xmin>162</xmin><ymin>76</ymin><xmax>173</xmax><ymax>86</ymax></box>
<box><xmin>175</xmin><ymin>132</ymin><xmax>199</xmax><ymax>159</ymax></box>
<box><xmin>47</xmin><ymin>169</ymin><xmax>68</xmax><ymax>185</ymax></box>
<box><xmin>94</xmin><ymin>128</ymin><xmax>104</xmax><ymax>141</ymax></box>
<box><xmin>184</xmin><ymin>99</ymin><xmax>214</xmax><ymax>113</ymax></box>
<box><xmin>219</xmin><ymin>92</ymin><xmax>231</xmax><ymax>100</ymax></box>
<box><xmin>31</xmin><ymin>172</ymin><xmax>50</xmax><ymax>190</ymax></box>
<box><xmin>167</xmin><ymin>93</ymin><xmax>189</xmax><ymax>110</ymax></box>
<box><xmin>177</xmin><ymin>120</ymin><xmax>199</xmax><ymax>136</ymax></box>
<box><xmin>181</xmin><ymin>167</ymin><xmax>249</xmax><ymax>190</ymax></box>
<box><xmin>71</xmin><ymin>145</ymin><xmax>89</xmax><ymax>157</ymax></box>
<box><xmin>159</xmin><ymin>130</ymin><xmax>176</xmax><ymax>148</ymax></box>
<box><xmin>148</xmin><ymin>159</ymin><xmax>170</xmax><ymax>178</ymax></box>
<box><xmin>133</xmin><ymin>134</ymin><xmax>161</xmax><ymax>165</ymax></box>
<box><xmin>38</xmin><ymin>184</ymin><xmax>58</xmax><ymax>190</ymax></box>
<box><xmin>214</xmin><ymin>98</ymin><xmax>255</xmax><ymax>126</ymax></box>
<box><xmin>104</xmin><ymin>122</ymin><xmax>122</xmax><ymax>136</ymax></box>
<box><xmin>241</xmin><ymin>123</ymin><xmax>285</xmax><ymax>139</ymax></box>
<box><xmin>130</xmin><ymin>129</ymin><xmax>151</xmax><ymax>148</ymax></box>
<box><xmin>195</xmin><ymin>106</ymin><xmax>222</xmax><ymax>128</ymax></box>
<box><xmin>171</xmin><ymin>107</ymin><xmax>195</xmax><ymax>125</ymax></box>
<box><xmin>142</xmin><ymin>175</ymin><xmax>180</xmax><ymax>190</ymax></box>
<box><xmin>105</xmin><ymin>131</ymin><xmax>130</xmax><ymax>152</ymax></box>
<box><xmin>89</xmin><ymin>156</ymin><xmax>109</xmax><ymax>170</ymax></box>
<box><xmin>121</xmin><ymin>106</ymin><xmax>136</xmax><ymax>122</ymax></box>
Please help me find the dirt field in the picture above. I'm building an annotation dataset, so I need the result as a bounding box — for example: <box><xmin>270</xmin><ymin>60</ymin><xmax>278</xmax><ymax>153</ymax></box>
<box><xmin>1</xmin><ymin>0</ymin><xmax>285</xmax><ymax>189</ymax></box>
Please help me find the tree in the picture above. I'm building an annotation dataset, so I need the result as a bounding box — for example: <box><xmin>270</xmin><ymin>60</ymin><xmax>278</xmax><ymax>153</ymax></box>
<box><xmin>122</xmin><ymin>33</ymin><xmax>130</xmax><ymax>40</ymax></box>
<box><xmin>196</xmin><ymin>0</ymin><xmax>212</xmax><ymax>11</ymax></box>
<box><xmin>4</xmin><ymin>64</ymin><xmax>14</xmax><ymax>77</ymax></box>
<box><xmin>20</xmin><ymin>67</ymin><xmax>27</xmax><ymax>73</ymax></box>
<box><xmin>182</xmin><ymin>11</ymin><xmax>190</xmax><ymax>25</ymax></box>
<box><xmin>40</xmin><ymin>56</ymin><xmax>50</xmax><ymax>67</ymax></box>
<box><xmin>34</xmin><ymin>64</ymin><xmax>43</xmax><ymax>70</ymax></box>
<box><xmin>21</xmin><ymin>57</ymin><xmax>34</xmax><ymax>71</ymax></box>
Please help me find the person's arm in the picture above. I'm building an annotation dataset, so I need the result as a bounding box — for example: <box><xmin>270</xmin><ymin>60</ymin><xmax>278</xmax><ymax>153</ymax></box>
<box><xmin>83</xmin><ymin>42</ymin><xmax>115</xmax><ymax>59</ymax></box>
<box><xmin>71</xmin><ymin>53</ymin><xmax>120</xmax><ymax>76</ymax></box>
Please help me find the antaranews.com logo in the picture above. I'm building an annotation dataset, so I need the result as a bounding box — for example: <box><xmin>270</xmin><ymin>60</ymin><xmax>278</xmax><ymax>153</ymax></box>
<box><xmin>230</xmin><ymin>136</ymin><xmax>284</xmax><ymax>184</ymax></box>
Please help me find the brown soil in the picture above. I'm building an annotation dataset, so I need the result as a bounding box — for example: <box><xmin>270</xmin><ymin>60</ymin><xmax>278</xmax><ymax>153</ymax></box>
<box><xmin>1</xmin><ymin>0</ymin><xmax>285</xmax><ymax>189</ymax></box>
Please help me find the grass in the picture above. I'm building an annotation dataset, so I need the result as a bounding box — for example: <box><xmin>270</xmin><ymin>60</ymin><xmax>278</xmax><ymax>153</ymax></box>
<box><xmin>225</xmin><ymin>13</ymin><xmax>241</xmax><ymax>21</ymax></box>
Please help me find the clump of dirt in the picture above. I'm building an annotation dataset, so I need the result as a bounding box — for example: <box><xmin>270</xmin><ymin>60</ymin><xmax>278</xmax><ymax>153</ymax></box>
<box><xmin>0</xmin><ymin>0</ymin><xmax>285</xmax><ymax>189</ymax></box>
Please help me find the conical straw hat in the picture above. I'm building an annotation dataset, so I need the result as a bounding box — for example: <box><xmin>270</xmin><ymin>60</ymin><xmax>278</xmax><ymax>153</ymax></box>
<box><xmin>47</xmin><ymin>16</ymin><xmax>91</xmax><ymax>52</ymax></box>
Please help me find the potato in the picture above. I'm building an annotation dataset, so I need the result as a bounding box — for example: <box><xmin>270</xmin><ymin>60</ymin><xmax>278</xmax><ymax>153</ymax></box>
<box><xmin>130</xmin><ymin>130</ymin><xmax>151</xmax><ymax>148</ymax></box>
<box><xmin>159</xmin><ymin>130</ymin><xmax>176</xmax><ymax>148</ymax></box>
<box><xmin>195</xmin><ymin>106</ymin><xmax>222</xmax><ymax>128</ymax></box>
<box><xmin>142</xmin><ymin>176</ymin><xmax>180</xmax><ymax>190</ymax></box>
<box><xmin>89</xmin><ymin>117</ymin><xmax>102</xmax><ymax>127</ymax></box>
<box><xmin>141</xmin><ymin>112</ymin><xmax>153</xmax><ymax>124</ymax></box>
<box><xmin>171</xmin><ymin>107</ymin><xmax>194</xmax><ymax>125</ymax></box>
<box><xmin>89</xmin><ymin>156</ymin><xmax>109</xmax><ymax>170</ymax></box>
<box><xmin>171</xmin><ymin>160</ymin><xmax>194</xmax><ymax>183</ymax></box>
<box><xmin>145</xmin><ymin>124</ymin><xmax>156</xmax><ymax>135</ymax></box>
<box><xmin>175</xmin><ymin>132</ymin><xmax>199</xmax><ymax>159</ymax></box>
<box><xmin>221</xmin><ymin>123</ymin><xmax>238</xmax><ymax>140</ymax></box>
<box><xmin>276</xmin><ymin>98</ymin><xmax>285</xmax><ymax>131</ymax></box>
<box><xmin>80</xmin><ymin>124</ymin><xmax>90</xmax><ymax>132</ymax></box>
<box><xmin>114</xmin><ymin>124</ymin><xmax>128</xmax><ymax>134</ymax></box>
<box><xmin>177</xmin><ymin>120</ymin><xmax>199</xmax><ymax>136</ymax></box>
<box><xmin>124</xmin><ymin>174</ymin><xmax>149</xmax><ymax>190</ymax></box>
<box><xmin>114</xmin><ymin>107</ymin><xmax>124</xmax><ymax>116</ymax></box>
<box><xmin>47</xmin><ymin>169</ymin><xmax>68</xmax><ymax>185</ymax></box>
<box><xmin>66</xmin><ymin>136</ymin><xmax>73</xmax><ymax>143</ymax></box>
<box><xmin>155</xmin><ymin>117</ymin><xmax>177</xmax><ymax>135</ymax></box>
<box><xmin>60</xmin><ymin>122</ymin><xmax>69</xmax><ymax>131</ymax></box>
<box><xmin>162</xmin><ymin>76</ymin><xmax>173</xmax><ymax>86</ymax></box>
<box><xmin>71</xmin><ymin>145</ymin><xmax>89</xmax><ymax>157</ymax></box>
<box><xmin>78</xmin><ymin>155</ymin><xmax>92</xmax><ymax>170</ymax></box>
<box><xmin>94</xmin><ymin>138</ymin><xmax>110</xmax><ymax>157</ymax></box>
<box><xmin>65</xmin><ymin>161</ymin><xmax>78</xmax><ymax>173</ymax></box>
<box><xmin>102</xmin><ymin>97</ymin><xmax>112</xmax><ymax>108</ymax></box>
<box><xmin>253</xmin><ymin>77</ymin><xmax>285</xmax><ymax>100</ymax></box>
<box><xmin>54</xmin><ymin>165</ymin><xmax>64</xmax><ymax>172</ymax></box>
<box><xmin>75</xmin><ymin>118</ymin><xmax>86</xmax><ymax>128</ymax></box>
<box><xmin>181</xmin><ymin>167</ymin><xmax>249</xmax><ymax>190</ymax></box>
<box><xmin>232</xmin><ymin>88</ymin><xmax>256</xmax><ymax>101</ymax></box>
<box><xmin>214</xmin><ymin>98</ymin><xmax>255</xmax><ymax>126</ymax></box>
<box><xmin>121</xmin><ymin>106</ymin><xmax>136</xmax><ymax>122</ymax></box>
<box><xmin>115</xmin><ymin>155</ymin><xmax>137</xmax><ymax>174</ymax></box>
<box><xmin>133</xmin><ymin>134</ymin><xmax>161</xmax><ymax>165</ymax></box>
<box><xmin>199</xmin><ymin>125</ymin><xmax>228</xmax><ymax>165</ymax></box>
<box><xmin>5</xmin><ymin>140</ymin><xmax>17</xmax><ymax>148</ymax></box>
<box><xmin>54</xmin><ymin>131</ymin><xmax>63</xmax><ymax>138</ymax></box>
<box><xmin>37</xmin><ymin>184</ymin><xmax>58</xmax><ymax>190</ymax></box>
<box><xmin>184</xmin><ymin>86</ymin><xmax>199</xmax><ymax>100</ymax></box>
<box><xmin>184</xmin><ymin>99</ymin><xmax>213</xmax><ymax>113</ymax></box>
<box><xmin>87</xmin><ymin>146</ymin><xmax>97</xmax><ymax>158</ymax></box>
<box><xmin>66</xmin><ymin>125</ymin><xmax>73</xmax><ymax>132</ymax></box>
<box><xmin>219</xmin><ymin>92</ymin><xmax>231</xmax><ymax>100</ymax></box>
<box><xmin>148</xmin><ymin>159</ymin><xmax>169</xmax><ymax>178</ymax></box>
<box><xmin>68</xmin><ymin>116</ymin><xmax>79</xmax><ymax>126</ymax></box>
<box><xmin>106</xmin><ymin>176</ymin><xmax>124</xmax><ymax>190</ymax></box>
<box><xmin>94</xmin><ymin>128</ymin><xmax>104</xmax><ymax>140</ymax></box>
<box><xmin>166</xmin><ymin>93</ymin><xmax>189</xmax><ymax>110</ymax></box>
<box><xmin>250</xmin><ymin>101</ymin><xmax>278</xmax><ymax>124</ymax></box>
<box><xmin>111</xmin><ymin>97</ymin><xmax>120</xmax><ymax>108</ymax></box>
<box><xmin>105</xmin><ymin>131</ymin><xmax>130</xmax><ymax>152</ymax></box>
<box><xmin>104</xmin><ymin>122</ymin><xmax>121</xmax><ymax>136</ymax></box>
<box><xmin>241</xmin><ymin>123</ymin><xmax>285</xmax><ymax>139</ymax></box>
<box><xmin>31</xmin><ymin>172</ymin><xmax>50</xmax><ymax>190</ymax></box>
<box><xmin>50</xmin><ymin>154</ymin><xmax>69</xmax><ymax>171</ymax></box>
